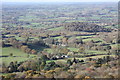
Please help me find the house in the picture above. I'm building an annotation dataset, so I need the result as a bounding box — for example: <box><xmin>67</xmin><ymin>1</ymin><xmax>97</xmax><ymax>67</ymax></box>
<box><xmin>61</xmin><ymin>44</ymin><xmax>67</xmax><ymax>47</ymax></box>
<box><xmin>61</xmin><ymin>55</ymin><xmax>69</xmax><ymax>58</ymax></box>
<box><xmin>51</xmin><ymin>55</ymin><xmax>69</xmax><ymax>60</ymax></box>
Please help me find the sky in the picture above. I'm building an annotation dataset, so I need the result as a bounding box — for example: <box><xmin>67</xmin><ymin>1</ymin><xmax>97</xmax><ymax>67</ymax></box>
<box><xmin>2</xmin><ymin>0</ymin><xmax>120</xmax><ymax>2</ymax></box>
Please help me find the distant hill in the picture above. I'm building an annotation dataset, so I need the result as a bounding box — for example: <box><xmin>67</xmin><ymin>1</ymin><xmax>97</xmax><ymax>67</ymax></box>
<box><xmin>64</xmin><ymin>22</ymin><xmax>112</xmax><ymax>32</ymax></box>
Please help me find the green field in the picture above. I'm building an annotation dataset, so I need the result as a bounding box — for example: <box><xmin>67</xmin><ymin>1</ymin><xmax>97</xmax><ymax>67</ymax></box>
<box><xmin>68</xmin><ymin>47</ymin><xmax>79</xmax><ymax>52</ymax></box>
<box><xmin>52</xmin><ymin>36</ymin><xmax>63</xmax><ymax>39</ymax></box>
<box><xmin>85</xmin><ymin>50</ymin><xmax>107</xmax><ymax>54</ymax></box>
<box><xmin>76</xmin><ymin>35</ymin><xmax>93</xmax><ymax>39</ymax></box>
<box><xmin>1</xmin><ymin>47</ymin><xmax>36</xmax><ymax>65</ymax></box>
<box><xmin>48</xmin><ymin>27</ymin><xmax>64</xmax><ymax>31</ymax></box>
<box><xmin>110</xmin><ymin>44</ymin><xmax>119</xmax><ymax>48</ymax></box>
<box><xmin>83</xmin><ymin>38</ymin><xmax>106</xmax><ymax>43</ymax></box>
<box><xmin>104</xmin><ymin>26</ymin><xmax>112</xmax><ymax>28</ymax></box>
<box><xmin>2</xmin><ymin>47</ymin><xmax>28</xmax><ymax>56</ymax></box>
<box><xmin>44</xmin><ymin>48</ymin><xmax>53</xmax><ymax>53</ymax></box>
<box><xmin>15</xmin><ymin>36</ymin><xmax>25</xmax><ymax>41</ymax></box>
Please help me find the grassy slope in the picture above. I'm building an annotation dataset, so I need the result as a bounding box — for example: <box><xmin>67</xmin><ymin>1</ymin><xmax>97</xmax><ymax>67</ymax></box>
<box><xmin>1</xmin><ymin>47</ymin><xmax>36</xmax><ymax>65</ymax></box>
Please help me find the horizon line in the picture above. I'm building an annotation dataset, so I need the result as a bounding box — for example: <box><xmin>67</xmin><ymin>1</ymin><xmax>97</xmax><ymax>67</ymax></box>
<box><xmin>2</xmin><ymin>1</ymin><xmax>119</xmax><ymax>3</ymax></box>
